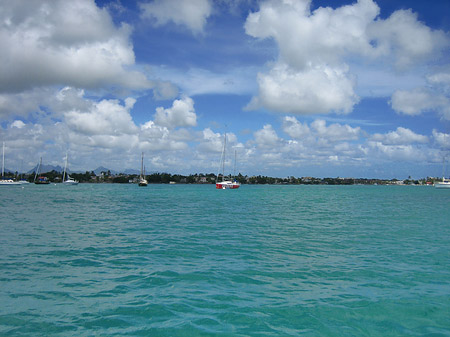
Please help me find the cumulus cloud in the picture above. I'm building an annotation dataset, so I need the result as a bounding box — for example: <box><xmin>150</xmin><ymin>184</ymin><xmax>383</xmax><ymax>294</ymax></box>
<box><xmin>154</xmin><ymin>96</ymin><xmax>197</xmax><ymax>128</ymax></box>
<box><xmin>139</xmin><ymin>121</ymin><xmax>189</xmax><ymax>151</ymax></box>
<box><xmin>310</xmin><ymin>119</ymin><xmax>361</xmax><ymax>142</ymax></box>
<box><xmin>197</xmin><ymin>128</ymin><xmax>223</xmax><ymax>153</ymax></box>
<box><xmin>0</xmin><ymin>0</ymin><xmax>149</xmax><ymax>93</ymax></box>
<box><xmin>427</xmin><ymin>69</ymin><xmax>450</xmax><ymax>88</ymax></box>
<box><xmin>390</xmin><ymin>86</ymin><xmax>450</xmax><ymax>120</ymax></box>
<box><xmin>370</xmin><ymin>127</ymin><xmax>428</xmax><ymax>145</ymax></box>
<box><xmin>244</xmin><ymin>0</ymin><xmax>449</xmax><ymax>115</ymax></box>
<box><xmin>391</xmin><ymin>89</ymin><xmax>442</xmax><ymax>116</ymax></box>
<box><xmin>245</xmin><ymin>0</ymin><xmax>379</xmax><ymax>69</ymax></box>
<box><xmin>254</xmin><ymin>124</ymin><xmax>280</xmax><ymax>148</ymax></box>
<box><xmin>0</xmin><ymin>90</ymin><xmax>205</xmax><ymax>171</ymax></box>
<box><xmin>367</xmin><ymin>142</ymin><xmax>427</xmax><ymax>162</ymax></box>
<box><xmin>368</xmin><ymin>9</ymin><xmax>449</xmax><ymax>69</ymax></box>
<box><xmin>282</xmin><ymin>117</ymin><xmax>361</xmax><ymax>142</ymax></box>
<box><xmin>140</xmin><ymin>0</ymin><xmax>212</xmax><ymax>35</ymax></box>
<box><xmin>197</xmin><ymin>128</ymin><xmax>239</xmax><ymax>153</ymax></box>
<box><xmin>246</xmin><ymin>63</ymin><xmax>359</xmax><ymax>114</ymax></box>
<box><xmin>10</xmin><ymin>120</ymin><xmax>26</xmax><ymax>129</ymax></box>
<box><xmin>64</xmin><ymin>98</ymin><xmax>138</xmax><ymax>136</ymax></box>
<box><xmin>282</xmin><ymin>116</ymin><xmax>310</xmax><ymax>139</ymax></box>
<box><xmin>432</xmin><ymin>130</ymin><xmax>450</xmax><ymax>150</ymax></box>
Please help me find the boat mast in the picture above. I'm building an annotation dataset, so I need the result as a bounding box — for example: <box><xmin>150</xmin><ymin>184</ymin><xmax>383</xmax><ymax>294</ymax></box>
<box><xmin>34</xmin><ymin>157</ymin><xmax>41</xmax><ymax>182</ymax></box>
<box><xmin>2</xmin><ymin>142</ymin><xmax>4</xmax><ymax>178</ymax></box>
<box><xmin>233</xmin><ymin>149</ymin><xmax>237</xmax><ymax>181</ymax></box>
<box><xmin>216</xmin><ymin>133</ymin><xmax>226</xmax><ymax>183</ymax></box>
<box><xmin>442</xmin><ymin>155</ymin><xmax>447</xmax><ymax>181</ymax></box>
<box><xmin>63</xmin><ymin>153</ymin><xmax>68</xmax><ymax>182</ymax></box>
<box><xmin>222</xmin><ymin>134</ymin><xmax>227</xmax><ymax>182</ymax></box>
<box><xmin>141</xmin><ymin>152</ymin><xmax>144</xmax><ymax>179</ymax></box>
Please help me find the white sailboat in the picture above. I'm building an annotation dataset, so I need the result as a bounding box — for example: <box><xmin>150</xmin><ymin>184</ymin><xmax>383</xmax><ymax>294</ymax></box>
<box><xmin>215</xmin><ymin>133</ymin><xmax>240</xmax><ymax>189</ymax></box>
<box><xmin>138</xmin><ymin>152</ymin><xmax>148</xmax><ymax>187</ymax></box>
<box><xmin>0</xmin><ymin>142</ymin><xmax>21</xmax><ymax>185</ymax></box>
<box><xmin>63</xmin><ymin>153</ymin><xmax>78</xmax><ymax>185</ymax></box>
<box><xmin>435</xmin><ymin>156</ymin><xmax>450</xmax><ymax>189</ymax></box>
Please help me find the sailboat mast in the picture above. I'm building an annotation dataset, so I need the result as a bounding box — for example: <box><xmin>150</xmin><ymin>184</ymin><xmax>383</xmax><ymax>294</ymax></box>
<box><xmin>221</xmin><ymin>133</ymin><xmax>227</xmax><ymax>182</ymax></box>
<box><xmin>63</xmin><ymin>153</ymin><xmax>68</xmax><ymax>182</ymax></box>
<box><xmin>233</xmin><ymin>149</ymin><xmax>237</xmax><ymax>180</ymax></box>
<box><xmin>443</xmin><ymin>156</ymin><xmax>447</xmax><ymax>180</ymax></box>
<box><xmin>2</xmin><ymin>142</ymin><xmax>4</xmax><ymax>178</ymax></box>
<box><xmin>141</xmin><ymin>152</ymin><xmax>144</xmax><ymax>178</ymax></box>
<box><xmin>34</xmin><ymin>157</ymin><xmax>41</xmax><ymax>182</ymax></box>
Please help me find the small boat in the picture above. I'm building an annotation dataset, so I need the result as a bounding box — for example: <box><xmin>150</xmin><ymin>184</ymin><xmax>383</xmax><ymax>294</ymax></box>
<box><xmin>216</xmin><ymin>133</ymin><xmax>240</xmax><ymax>190</ymax></box>
<box><xmin>0</xmin><ymin>143</ymin><xmax>21</xmax><ymax>185</ymax></box>
<box><xmin>434</xmin><ymin>179</ymin><xmax>450</xmax><ymax>189</ymax></box>
<box><xmin>62</xmin><ymin>152</ymin><xmax>78</xmax><ymax>185</ymax></box>
<box><xmin>34</xmin><ymin>157</ymin><xmax>50</xmax><ymax>184</ymax></box>
<box><xmin>138</xmin><ymin>152</ymin><xmax>148</xmax><ymax>187</ymax></box>
<box><xmin>435</xmin><ymin>156</ymin><xmax>450</xmax><ymax>189</ymax></box>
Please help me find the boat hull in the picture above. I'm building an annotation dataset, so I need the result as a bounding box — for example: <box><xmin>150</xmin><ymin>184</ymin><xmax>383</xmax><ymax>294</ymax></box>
<box><xmin>35</xmin><ymin>177</ymin><xmax>50</xmax><ymax>184</ymax></box>
<box><xmin>138</xmin><ymin>178</ymin><xmax>148</xmax><ymax>186</ymax></box>
<box><xmin>434</xmin><ymin>182</ymin><xmax>450</xmax><ymax>188</ymax></box>
<box><xmin>0</xmin><ymin>180</ymin><xmax>22</xmax><ymax>185</ymax></box>
<box><xmin>63</xmin><ymin>180</ymin><xmax>79</xmax><ymax>185</ymax></box>
<box><xmin>216</xmin><ymin>181</ymin><xmax>240</xmax><ymax>189</ymax></box>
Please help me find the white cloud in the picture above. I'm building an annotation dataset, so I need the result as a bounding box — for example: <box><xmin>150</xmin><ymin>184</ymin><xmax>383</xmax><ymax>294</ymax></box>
<box><xmin>244</xmin><ymin>0</ymin><xmax>449</xmax><ymax>115</ymax></box>
<box><xmin>197</xmin><ymin>128</ymin><xmax>239</xmax><ymax>153</ymax></box>
<box><xmin>282</xmin><ymin>116</ymin><xmax>310</xmax><ymax>139</ymax></box>
<box><xmin>427</xmin><ymin>69</ymin><xmax>450</xmax><ymax>87</ymax></box>
<box><xmin>246</xmin><ymin>62</ymin><xmax>359</xmax><ymax>114</ymax></box>
<box><xmin>140</xmin><ymin>0</ymin><xmax>212</xmax><ymax>35</ymax></box>
<box><xmin>368</xmin><ymin>9</ymin><xmax>449</xmax><ymax>69</ymax></box>
<box><xmin>10</xmin><ymin>120</ymin><xmax>25</xmax><ymax>129</ymax></box>
<box><xmin>390</xmin><ymin>88</ymin><xmax>450</xmax><ymax>119</ymax></box>
<box><xmin>0</xmin><ymin>0</ymin><xmax>150</xmax><ymax>93</ymax></box>
<box><xmin>254</xmin><ymin>124</ymin><xmax>280</xmax><ymax>148</ymax></box>
<box><xmin>64</xmin><ymin>98</ymin><xmax>138</xmax><ymax>136</ymax></box>
<box><xmin>245</xmin><ymin>0</ymin><xmax>379</xmax><ymax>69</ymax></box>
<box><xmin>310</xmin><ymin>119</ymin><xmax>361</xmax><ymax>142</ymax></box>
<box><xmin>282</xmin><ymin>117</ymin><xmax>361</xmax><ymax>142</ymax></box>
<box><xmin>371</xmin><ymin>127</ymin><xmax>428</xmax><ymax>145</ymax></box>
<box><xmin>367</xmin><ymin>142</ymin><xmax>427</xmax><ymax>162</ymax></box>
<box><xmin>197</xmin><ymin>128</ymin><xmax>223</xmax><ymax>153</ymax></box>
<box><xmin>432</xmin><ymin>130</ymin><xmax>450</xmax><ymax>150</ymax></box>
<box><xmin>139</xmin><ymin>121</ymin><xmax>189</xmax><ymax>151</ymax></box>
<box><xmin>154</xmin><ymin>96</ymin><xmax>197</xmax><ymax>129</ymax></box>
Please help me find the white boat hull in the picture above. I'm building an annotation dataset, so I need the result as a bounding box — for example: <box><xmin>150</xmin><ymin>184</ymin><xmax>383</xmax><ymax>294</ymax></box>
<box><xmin>0</xmin><ymin>179</ymin><xmax>22</xmax><ymax>185</ymax></box>
<box><xmin>63</xmin><ymin>179</ymin><xmax>79</xmax><ymax>185</ymax></box>
<box><xmin>434</xmin><ymin>181</ymin><xmax>450</xmax><ymax>188</ymax></box>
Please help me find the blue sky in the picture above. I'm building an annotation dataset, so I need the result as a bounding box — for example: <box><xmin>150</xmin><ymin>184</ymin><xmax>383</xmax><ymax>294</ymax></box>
<box><xmin>1</xmin><ymin>0</ymin><xmax>449</xmax><ymax>179</ymax></box>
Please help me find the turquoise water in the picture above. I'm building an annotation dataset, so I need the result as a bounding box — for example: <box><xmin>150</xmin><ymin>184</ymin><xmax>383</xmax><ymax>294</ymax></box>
<box><xmin>0</xmin><ymin>184</ymin><xmax>449</xmax><ymax>336</ymax></box>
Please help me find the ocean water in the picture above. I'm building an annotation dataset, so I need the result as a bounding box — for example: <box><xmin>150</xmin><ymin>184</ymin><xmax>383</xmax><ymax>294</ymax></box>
<box><xmin>0</xmin><ymin>183</ymin><xmax>449</xmax><ymax>336</ymax></box>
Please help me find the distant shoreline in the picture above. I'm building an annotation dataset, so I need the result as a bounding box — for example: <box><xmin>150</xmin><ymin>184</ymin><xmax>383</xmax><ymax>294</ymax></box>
<box><xmin>4</xmin><ymin>170</ymin><xmax>438</xmax><ymax>186</ymax></box>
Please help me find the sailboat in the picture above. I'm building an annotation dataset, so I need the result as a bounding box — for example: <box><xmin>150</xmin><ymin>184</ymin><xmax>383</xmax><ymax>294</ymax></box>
<box><xmin>34</xmin><ymin>157</ymin><xmax>50</xmax><ymax>184</ymax></box>
<box><xmin>435</xmin><ymin>156</ymin><xmax>450</xmax><ymax>189</ymax></box>
<box><xmin>62</xmin><ymin>153</ymin><xmax>79</xmax><ymax>185</ymax></box>
<box><xmin>216</xmin><ymin>133</ymin><xmax>240</xmax><ymax>189</ymax></box>
<box><xmin>0</xmin><ymin>142</ymin><xmax>21</xmax><ymax>185</ymax></box>
<box><xmin>138</xmin><ymin>152</ymin><xmax>148</xmax><ymax>186</ymax></box>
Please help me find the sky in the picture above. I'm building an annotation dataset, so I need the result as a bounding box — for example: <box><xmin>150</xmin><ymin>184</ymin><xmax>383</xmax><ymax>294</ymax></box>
<box><xmin>1</xmin><ymin>0</ymin><xmax>450</xmax><ymax>179</ymax></box>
